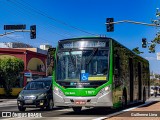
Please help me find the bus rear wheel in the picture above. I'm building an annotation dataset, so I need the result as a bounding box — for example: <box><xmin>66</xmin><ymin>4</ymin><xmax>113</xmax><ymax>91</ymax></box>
<box><xmin>122</xmin><ymin>90</ymin><xmax>127</xmax><ymax>108</ymax></box>
<box><xmin>72</xmin><ymin>107</ymin><xmax>82</xmax><ymax>113</ymax></box>
<box><xmin>143</xmin><ymin>88</ymin><xmax>146</xmax><ymax>103</ymax></box>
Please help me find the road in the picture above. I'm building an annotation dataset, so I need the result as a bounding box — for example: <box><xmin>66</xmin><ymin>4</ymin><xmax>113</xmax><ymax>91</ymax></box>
<box><xmin>0</xmin><ymin>96</ymin><xmax>159</xmax><ymax>120</ymax></box>
<box><xmin>0</xmin><ymin>105</ymin><xmax>119</xmax><ymax>120</ymax></box>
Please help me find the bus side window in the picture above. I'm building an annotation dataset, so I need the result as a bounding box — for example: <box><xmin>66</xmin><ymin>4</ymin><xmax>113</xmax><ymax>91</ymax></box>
<box><xmin>114</xmin><ymin>55</ymin><xmax>120</xmax><ymax>76</ymax></box>
<box><xmin>114</xmin><ymin>54</ymin><xmax>122</xmax><ymax>88</ymax></box>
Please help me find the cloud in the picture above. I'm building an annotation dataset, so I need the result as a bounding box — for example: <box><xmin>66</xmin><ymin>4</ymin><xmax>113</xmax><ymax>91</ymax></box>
<box><xmin>145</xmin><ymin>57</ymin><xmax>157</xmax><ymax>61</ymax></box>
<box><xmin>6</xmin><ymin>34</ymin><xmax>23</xmax><ymax>39</ymax></box>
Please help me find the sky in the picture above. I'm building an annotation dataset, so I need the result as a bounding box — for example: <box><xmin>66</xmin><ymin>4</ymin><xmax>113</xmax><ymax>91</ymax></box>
<box><xmin>0</xmin><ymin>0</ymin><xmax>160</xmax><ymax>74</ymax></box>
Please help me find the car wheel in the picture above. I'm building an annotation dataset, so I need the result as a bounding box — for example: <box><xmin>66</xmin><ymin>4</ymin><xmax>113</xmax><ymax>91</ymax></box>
<box><xmin>46</xmin><ymin>99</ymin><xmax>53</xmax><ymax>110</ymax></box>
<box><xmin>40</xmin><ymin>107</ymin><xmax>45</xmax><ymax>110</ymax></box>
<box><xmin>18</xmin><ymin>106</ymin><xmax>26</xmax><ymax>111</ymax></box>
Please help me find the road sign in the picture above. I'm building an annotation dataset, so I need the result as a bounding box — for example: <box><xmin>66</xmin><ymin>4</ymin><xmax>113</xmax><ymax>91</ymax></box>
<box><xmin>81</xmin><ymin>73</ymin><xmax>89</xmax><ymax>81</ymax></box>
<box><xmin>4</xmin><ymin>24</ymin><xmax>26</xmax><ymax>30</ymax></box>
<box><xmin>24</xmin><ymin>72</ymin><xmax>32</xmax><ymax>77</ymax></box>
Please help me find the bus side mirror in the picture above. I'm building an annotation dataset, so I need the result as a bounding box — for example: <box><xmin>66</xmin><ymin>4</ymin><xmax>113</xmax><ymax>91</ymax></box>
<box><xmin>114</xmin><ymin>68</ymin><xmax>118</xmax><ymax>75</ymax></box>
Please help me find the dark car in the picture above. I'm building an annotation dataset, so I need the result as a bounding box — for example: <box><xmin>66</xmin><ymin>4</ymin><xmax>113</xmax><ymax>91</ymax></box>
<box><xmin>17</xmin><ymin>77</ymin><xmax>53</xmax><ymax>111</ymax></box>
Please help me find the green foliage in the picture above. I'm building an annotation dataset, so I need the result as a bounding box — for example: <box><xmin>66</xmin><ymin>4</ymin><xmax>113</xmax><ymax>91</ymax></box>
<box><xmin>0</xmin><ymin>58</ymin><xmax>24</xmax><ymax>96</ymax></box>
<box><xmin>150</xmin><ymin>74</ymin><xmax>160</xmax><ymax>86</ymax></box>
<box><xmin>148</xmin><ymin>44</ymin><xmax>156</xmax><ymax>53</ymax></box>
<box><xmin>132</xmin><ymin>47</ymin><xmax>143</xmax><ymax>54</ymax></box>
<box><xmin>150</xmin><ymin>79</ymin><xmax>153</xmax><ymax>85</ymax></box>
<box><xmin>153</xmin><ymin>37</ymin><xmax>160</xmax><ymax>44</ymax></box>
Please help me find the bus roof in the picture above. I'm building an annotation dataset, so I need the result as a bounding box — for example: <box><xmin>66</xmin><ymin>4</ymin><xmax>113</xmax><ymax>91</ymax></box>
<box><xmin>58</xmin><ymin>36</ymin><xmax>112</xmax><ymax>42</ymax></box>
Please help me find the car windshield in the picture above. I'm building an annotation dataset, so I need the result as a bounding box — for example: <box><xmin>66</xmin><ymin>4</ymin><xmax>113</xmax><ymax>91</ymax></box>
<box><xmin>57</xmin><ymin>49</ymin><xmax>109</xmax><ymax>82</ymax></box>
<box><xmin>24</xmin><ymin>81</ymin><xmax>51</xmax><ymax>90</ymax></box>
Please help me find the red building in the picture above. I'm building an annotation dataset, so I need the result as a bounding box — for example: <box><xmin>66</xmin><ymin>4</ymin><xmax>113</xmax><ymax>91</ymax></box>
<box><xmin>0</xmin><ymin>48</ymin><xmax>47</xmax><ymax>87</ymax></box>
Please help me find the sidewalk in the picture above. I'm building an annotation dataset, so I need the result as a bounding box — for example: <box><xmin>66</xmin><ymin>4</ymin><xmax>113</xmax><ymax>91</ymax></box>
<box><xmin>107</xmin><ymin>97</ymin><xmax>160</xmax><ymax>120</ymax></box>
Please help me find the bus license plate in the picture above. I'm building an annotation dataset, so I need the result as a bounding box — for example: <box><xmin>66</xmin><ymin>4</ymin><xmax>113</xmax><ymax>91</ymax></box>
<box><xmin>75</xmin><ymin>100</ymin><xmax>86</xmax><ymax>105</ymax></box>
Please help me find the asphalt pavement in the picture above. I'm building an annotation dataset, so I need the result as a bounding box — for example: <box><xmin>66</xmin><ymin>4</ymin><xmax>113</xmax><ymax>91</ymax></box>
<box><xmin>0</xmin><ymin>96</ymin><xmax>159</xmax><ymax>120</ymax></box>
<box><xmin>0</xmin><ymin>99</ymin><xmax>17</xmax><ymax>107</ymax></box>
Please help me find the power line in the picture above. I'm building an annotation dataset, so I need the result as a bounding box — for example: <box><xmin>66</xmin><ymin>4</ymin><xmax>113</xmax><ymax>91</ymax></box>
<box><xmin>0</xmin><ymin>7</ymin><xmax>33</xmax><ymax>47</ymax></box>
<box><xmin>5</xmin><ymin>0</ymin><xmax>73</xmax><ymax>38</ymax></box>
<box><xmin>12</xmin><ymin>0</ymin><xmax>99</xmax><ymax>36</ymax></box>
<box><xmin>2</xmin><ymin>0</ymin><xmax>70</xmax><ymax>46</ymax></box>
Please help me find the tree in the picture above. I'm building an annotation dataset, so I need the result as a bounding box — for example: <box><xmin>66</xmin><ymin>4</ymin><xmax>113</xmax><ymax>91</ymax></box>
<box><xmin>132</xmin><ymin>47</ymin><xmax>143</xmax><ymax>54</ymax></box>
<box><xmin>0</xmin><ymin>58</ymin><xmax>24</xmax><ymax>96</ymax></box>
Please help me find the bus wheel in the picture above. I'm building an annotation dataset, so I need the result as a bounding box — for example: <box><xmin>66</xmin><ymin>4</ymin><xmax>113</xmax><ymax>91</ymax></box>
<box><xmin>122</xmin><ymin>91</ymin><xmax>127</xmax><ymax>108</ymax></box>
<box><xmin>143</xmin><ymin>88</ymin><xmax>146</xmax><ymax>103</ymax></box>
<box><xmin>72</xmin><ymin>107</ymin><xmax>82</xmax><ymax>113</ymax></box>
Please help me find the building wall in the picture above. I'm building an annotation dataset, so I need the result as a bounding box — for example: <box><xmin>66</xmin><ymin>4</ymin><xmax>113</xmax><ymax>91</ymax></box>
<box><xmin>0</xmin><ymin>48</ymin><xmax>47</xmax><ymax>96</ymax></box>
<box><xmin>27</xmin><ymin>58</ymin><xmax>45</xmax><ymax>71</ymax></box>
<box><xmin>0</xmin><ymin>88</ymin><xmax>23</xmax><ymax>96</ymax></box>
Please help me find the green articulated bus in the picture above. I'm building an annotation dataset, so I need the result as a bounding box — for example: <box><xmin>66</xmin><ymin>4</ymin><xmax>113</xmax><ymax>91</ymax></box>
<box><xmin>49</xmin><ymin>37</ymin><xmax>150</xmax><ymax>112</ymax></box>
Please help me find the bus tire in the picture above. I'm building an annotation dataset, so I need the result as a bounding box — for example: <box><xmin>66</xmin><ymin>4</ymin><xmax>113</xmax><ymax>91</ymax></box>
<box><xmin>72</xmin><ymin>107</ymin><xmax>82</xmax><ymax>113</ymax></box>
<box><xmin>122</xmin><ymin>90</ymin><xmax>127</xmax><ymax>108</ymax></box>
<box><xmin>143</xmin><ymin>88</ymin><xmax>146</xmax><ymax>103</ymax></box>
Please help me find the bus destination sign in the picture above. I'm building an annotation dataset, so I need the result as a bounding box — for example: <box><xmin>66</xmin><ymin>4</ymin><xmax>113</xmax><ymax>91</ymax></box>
<box><xmin>59</xmin><ymin>41</ymin><xmax>107</xmax><ymax>49</ymax></box>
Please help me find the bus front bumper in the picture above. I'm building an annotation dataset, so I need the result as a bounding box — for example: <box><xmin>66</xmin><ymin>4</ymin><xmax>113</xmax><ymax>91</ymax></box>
<box><xmin>53</xmin><ymin>91</ymin><xmax>113</xmax><ymax>107</ymax></box>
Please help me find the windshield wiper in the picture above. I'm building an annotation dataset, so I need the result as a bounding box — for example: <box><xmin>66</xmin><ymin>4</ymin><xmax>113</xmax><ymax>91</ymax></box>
<box><xmin>86</xmin><ymin>48</ymin><xmax>98</xmax><ymax>65</ymax></box>
<box><xmin>69</xmin><ymin>50</ymin><xmax>77</xmax><ymax>70</ymax></box>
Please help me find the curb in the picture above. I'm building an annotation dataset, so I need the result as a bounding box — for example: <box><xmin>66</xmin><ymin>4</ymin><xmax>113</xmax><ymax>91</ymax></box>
<box><xmin>93</xmin><ymin>101</ymin><xmax>155</xmax><ymax>120</ymax></box>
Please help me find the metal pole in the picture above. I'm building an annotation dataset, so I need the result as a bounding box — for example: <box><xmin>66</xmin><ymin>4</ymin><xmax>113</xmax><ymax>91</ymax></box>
<box><xmin>105</xmin><ymin>20</ymin><xmax>158</xmax><ymax>27</ymax></box>
<box><xmin>0</xmin><ymin>30</ymin><xmax>31</xmax><ymax>37</ymax></box>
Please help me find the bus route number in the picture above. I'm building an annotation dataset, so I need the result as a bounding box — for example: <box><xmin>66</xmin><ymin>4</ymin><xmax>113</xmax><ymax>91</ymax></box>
<box><xmin>85</xmin><ymin>91</ymin><xmax>95</xmax><ymax>95</ymax></box>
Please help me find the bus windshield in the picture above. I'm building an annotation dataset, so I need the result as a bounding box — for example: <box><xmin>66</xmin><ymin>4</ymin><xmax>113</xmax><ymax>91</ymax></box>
<box><xmin>57</xmin><ymin>49</ymin><xmax>109</xmax><ymax>82</ymax></box>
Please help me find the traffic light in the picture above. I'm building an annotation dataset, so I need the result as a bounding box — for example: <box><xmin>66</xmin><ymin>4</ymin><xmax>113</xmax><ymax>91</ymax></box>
<box><xmin>142</xmin><ymin>38</ymin><xmax>147</xmax><ymax>48</ymax></box>
<box><xmin>106</xmin><ymin>18</ymin><xmax>114</xmax><ymax>32</ymax></box>
<box><xmin>30</xmin><ymin>25</ymin><xmax>36</xmax><ymax>39</ymax></box>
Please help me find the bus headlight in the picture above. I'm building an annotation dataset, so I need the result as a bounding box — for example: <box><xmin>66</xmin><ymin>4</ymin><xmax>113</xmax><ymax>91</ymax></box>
<box><xmin>102</xmin><ymin>85</ymin><xmax>111</xmax><ymax>94</ymax></box>
<box><xmin>54</xmin><ymin>86</ymin><xmax>59</xmax><ymax>94</ymax></box>
<box><xmin>97</xmin><ymin>85</ymin><xmax>111</xmax><ymax>96</ymax></box>
<box><xmin>54</xmin><ymin>86</ymin><xmax>63</xmax><ymax>96</ymax></box>
<box><xmin>104</xmin><ymin>86</ymin><xmax>110</xmax><ymax>92</ymax></box>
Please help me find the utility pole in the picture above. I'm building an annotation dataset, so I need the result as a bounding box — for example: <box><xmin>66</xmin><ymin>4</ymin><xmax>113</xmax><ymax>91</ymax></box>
<box><xmin>0</xmin><ymin>30</ymin><xmax>30</xmax><ymax>36</ymax></box>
